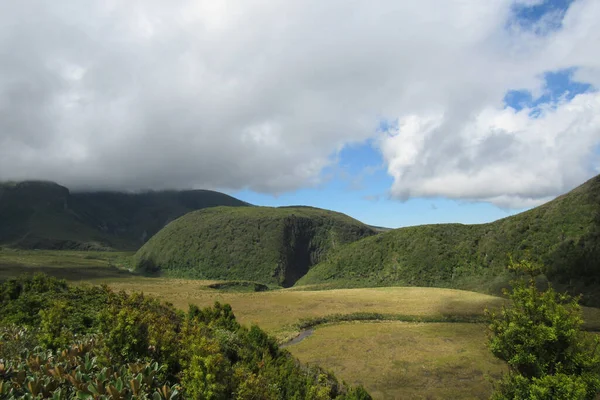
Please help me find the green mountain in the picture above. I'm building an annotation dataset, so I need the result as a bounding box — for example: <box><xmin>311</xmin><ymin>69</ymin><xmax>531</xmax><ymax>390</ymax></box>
<box><xmin>297</xmin><ymin>175</ymin><xmax>600</xmax><ymax>304</ymax></box>
<box><xmin>0</xmin><ymin>181</ymin><xmax>248</xmax><ymax>250</ymax></box>
<box><xmin>134</xmin><ymin>206</ymin><xmax>376</xmax><ymax>286</ymax></box>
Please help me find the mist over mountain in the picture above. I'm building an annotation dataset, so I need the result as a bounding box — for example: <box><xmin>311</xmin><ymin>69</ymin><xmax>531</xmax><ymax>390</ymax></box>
<box><xmin>0</xmin><ymin>180</ymin><xmax>248</xmax><ymax>250</ymax></box>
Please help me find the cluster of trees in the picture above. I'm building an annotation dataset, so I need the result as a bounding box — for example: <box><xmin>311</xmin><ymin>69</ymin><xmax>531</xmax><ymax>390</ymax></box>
<box><xmin>487</xmin><ymin>259</ymin><xmax>600</xmax><ymax>399</ymax></box>
<box><xmin>0</xmin><ymin>274</ymin><xmax>370</xmax><ymax>399</ymax></box>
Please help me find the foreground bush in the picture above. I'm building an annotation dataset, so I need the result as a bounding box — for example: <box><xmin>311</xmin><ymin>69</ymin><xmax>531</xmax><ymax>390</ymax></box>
<box><xmin>0</xmin><ymin>274</ymin><xmax>371</xmax><ymax>399</ymax></box>
<box><xmin>0</xmin><ymin>338</ymin><xmax>177</xmax><ymax>399</ymax></box>
<box><xmin>486</xmin><ymin>260</ymin><xmax>600</xmax><ymax>400</ymax></box>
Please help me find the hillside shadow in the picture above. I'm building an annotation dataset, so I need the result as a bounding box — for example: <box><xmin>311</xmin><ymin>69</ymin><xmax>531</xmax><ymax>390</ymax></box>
<box><xmin>435</xmin><ymin>296</ymin><xmax>506</xmax><ymax>320</ymax></box>
<box><xmin>0</xmin><ymin>263</ymin><xmax>136</xmax><ymax>281</ymax></box>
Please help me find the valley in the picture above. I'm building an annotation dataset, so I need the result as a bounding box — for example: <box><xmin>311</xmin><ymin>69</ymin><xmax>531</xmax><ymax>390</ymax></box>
<box><xmin>2</xmin><ymin>250</ymin><xmax>600</xmax><ymax>399</ymax></box>
<box><xmin>2</xmin><ymin>175</ymin><xmax>600</xmax><ymax>398</ymax></box>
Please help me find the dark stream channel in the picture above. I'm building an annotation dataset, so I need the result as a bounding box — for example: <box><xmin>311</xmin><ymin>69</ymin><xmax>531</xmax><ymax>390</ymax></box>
<box><xmin>280</xmin><ymin>329</ymin><xmax>314</xmax><ymax>348</ymax></box>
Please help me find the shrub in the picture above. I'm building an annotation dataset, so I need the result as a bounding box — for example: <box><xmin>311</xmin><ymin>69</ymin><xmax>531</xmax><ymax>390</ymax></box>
<box><xmin>0</xmin><ymin>274</ymin><xmax>371</xmax><ymax>399</ymax></box>
<box><xmin>0</xmin><ymin>338</ymin><xmax>177</xmax><ymax>399</ymax></box>
<box><xmin>486</xmin><ymin>259</ymin><xmax>600</xmax><ymax>399</ymax></box>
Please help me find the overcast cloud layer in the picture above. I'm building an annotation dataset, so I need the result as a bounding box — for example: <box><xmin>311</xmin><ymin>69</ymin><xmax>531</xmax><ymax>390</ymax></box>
<box><xmin>1</xmin><ymin>0</ymin><xmax>599</xmax><ymax>207</ymax></box>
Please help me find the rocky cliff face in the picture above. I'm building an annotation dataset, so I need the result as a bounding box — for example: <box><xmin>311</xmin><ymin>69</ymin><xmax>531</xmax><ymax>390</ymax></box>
<box><xmin>275</xmin><ymin>214</ymin><xmax>374</xmax><ymax>286</ymax></box>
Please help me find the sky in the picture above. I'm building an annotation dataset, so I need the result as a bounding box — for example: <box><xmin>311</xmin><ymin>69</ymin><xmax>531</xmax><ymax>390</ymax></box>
<box><xmin>1</xmin><ymin>0</ymin><xmax>599</xmax><ymax>228</ymax></box>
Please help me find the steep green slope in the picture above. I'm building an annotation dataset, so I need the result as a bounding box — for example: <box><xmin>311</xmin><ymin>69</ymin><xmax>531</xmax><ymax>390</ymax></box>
<box><xmin>0</xmin><ymin>181</ymin><xmax>109</xmax><ymax>250</ymax></box>
<box><xmin>0</xmin><ymin>181</ymin><xmax>249</xmax><ymax>250</ymax></box>
<box><xmin>134</xmin><ymin>206</ymin><xmax>376</xmax><ymax>286</ymax></box>
<box><xmin>298</xmin><ymin>175</ymin><xmax>600</xmax><ymax>302</ymax></box>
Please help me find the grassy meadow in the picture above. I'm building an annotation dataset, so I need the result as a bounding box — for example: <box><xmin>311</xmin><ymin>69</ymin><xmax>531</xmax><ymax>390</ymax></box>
<box><xmin>99</xmin><ymin>279</ymin><xmax>503</xmax><ymax>331</ymax></box>
<box><xmin>291</xmin><ymin>322</ymin><xmax>506</xmax><ymax>399</ymax></box>
<box><xmin>3</xmin><ymin>250</ymin><xmax>600</xmax><ymax>399</ymax></box>
<box><xmin>0</xmin><ymin>248</ymin><xmax>135</xmax><ymax>281</ymax></box>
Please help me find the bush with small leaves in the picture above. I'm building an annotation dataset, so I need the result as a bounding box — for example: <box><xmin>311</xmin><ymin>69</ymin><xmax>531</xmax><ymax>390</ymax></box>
<box><xmin>0</xmin><ymin>337</ymin><xmax>178</xmax><ymax>399</ymax></box>
<box><xmin>1</xmin><ymin>274</ymin><xmax>371</xmax><ymax>399</ymax></box>
<box><xmin>486</xmin><ymin>259</ymin><xmax>600</xmax><ymax>400</ymax></box>
<box><xmin>38</xmin><ymin>300</ymin><xmax>74</xmax><ymax>350</ymax></box>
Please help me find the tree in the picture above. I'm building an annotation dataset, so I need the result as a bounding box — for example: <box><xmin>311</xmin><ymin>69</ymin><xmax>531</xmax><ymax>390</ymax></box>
<box><xmin>486</xmin><ymin>259</ymin><xmax>600</xmax><ymax>399</ymax></box>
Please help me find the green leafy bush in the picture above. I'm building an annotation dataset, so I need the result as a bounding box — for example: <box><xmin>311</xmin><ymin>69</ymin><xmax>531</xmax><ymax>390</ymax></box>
<box><xmin>486</xmin><ymin>259</ymin><xmax>600</xmax><ymax>399</ymax></box>
<box><xmin>0</xmin><ymin>337</ymin><xmax>177</xmax><ymax>399</ymax></box>
<box><xmin>0</xmin><ymin>274</ymin><xmax>371</xmax><ymax>399</ymax></box>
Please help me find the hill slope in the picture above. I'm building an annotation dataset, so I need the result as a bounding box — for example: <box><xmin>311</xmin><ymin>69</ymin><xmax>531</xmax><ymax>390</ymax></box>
<box><xmin>134</xmin><ymin>206</ymin><xmax>376</xmax><ymax>286</ymax></box>
<box><xmin>298</xmin><ymin>175</ymin><xmax>600</xmax><ymax>303</ymax></box>
<box><xmin>0</xmin><ymin>181</ymin><xmax>248</xmax><ymax>250</ymax></box>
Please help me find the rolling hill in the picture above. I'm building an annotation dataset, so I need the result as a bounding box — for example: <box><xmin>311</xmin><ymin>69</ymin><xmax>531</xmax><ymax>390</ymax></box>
<box><xmin>297</xmin><ymin>175</ymin><xmax>600</xmax><ymax>304</ymax></box>
<box><xmin>0</xmin><ymin>181</ymin><xmax>249</xmax><ymax>250</ymax></box>
<box><xmin>134</xmin><ymin>206</ymin><xmax>376</xmax><ymax>286</ymax></box>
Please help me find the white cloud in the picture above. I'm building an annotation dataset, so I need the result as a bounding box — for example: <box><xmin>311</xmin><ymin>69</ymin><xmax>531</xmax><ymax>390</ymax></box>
<box><xmin>380</xmin><ymin>91</ymin><xmax>600</xmax><ymax>208</ymax></box>
<box><xmin>0</xmin><ymin>0</ymin><xmax>598</xmax><ymax>206</ymax></box>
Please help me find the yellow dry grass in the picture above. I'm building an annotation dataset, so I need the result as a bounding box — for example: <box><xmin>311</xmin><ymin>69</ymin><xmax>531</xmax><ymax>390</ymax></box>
<box><xmin>290</xmin><ymin>321</ymin><xmax>505</xmax><ymax>400</ymax></box>
<box><xmin>101</xmin><ymin>278</ymin><xmax>600</xmax><ymax>332</ymax></box>
<box><xmin>102</xmin><ymin>278</ymin><xmax>505</xmax><ymax>332</ymax></box>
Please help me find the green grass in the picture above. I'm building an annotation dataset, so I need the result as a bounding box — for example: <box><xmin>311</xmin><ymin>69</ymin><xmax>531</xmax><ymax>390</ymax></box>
<box><xmin>298</xmin><ymin>175</ymin><xmax>600</xmax><ymax>305</ymax></box>
<box><xmin>0</xmin><ymin>249</ymin><xmax>136</xmax><ymax>281</ymax></box>
<box><xmin>98</xmin><ymin>279</ymin><xmax>600</xmax><ymax>332</ymax></box>
<box><xmin>134</xmin><ymin>206</ymin><xmax>375</xmax><ymax>286</ymax></box>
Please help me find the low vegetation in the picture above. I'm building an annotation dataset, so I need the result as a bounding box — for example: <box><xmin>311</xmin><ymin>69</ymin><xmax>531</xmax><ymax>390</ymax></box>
<box><xmin>0</xmin><ymin>274</ymin><xmax>371</xmax><ymax>399</ymax></box>
<box><xmin>206</xmin><ymin>281</ymin><xmax>271</xmax><ymax>293</ymax></box>
<box><xmin>294</xmin><ymin>311</ymin><xmax>487</xmax><ymax>331</ymax></box>
<box><xmin>134</xmin><ymin>206</ymin><xmax>375</xmax><ymax>286</ymax></box>
<box><xmin>0</xmin><ymin>248</ymin><xmax>135</xmax><ymax>282</ymax></box>
<box><xmin>486</xmin><ymin>260</ymin><xmax>600</xmax><ymax>399</ymax></box>
<box><xmin>1</xmin><ymin>260</ymin><xmax>600</xmax><ymax>398</ymax></box>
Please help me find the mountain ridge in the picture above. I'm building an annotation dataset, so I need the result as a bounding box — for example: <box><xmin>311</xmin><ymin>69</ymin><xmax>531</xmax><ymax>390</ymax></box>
<box><xmin>0</xmin><ymin>180</ymin><xmax>249</xmax><ymax>250</ymax></box>
<box><xmin>297</xmin><ymin>174</ymin><xmax>600</xmax><ymax>304</ymax></box>
<box><xmin>3</xmin><ymin>175</ymin><xmax>600</xmax><ymax>304</ymax></box>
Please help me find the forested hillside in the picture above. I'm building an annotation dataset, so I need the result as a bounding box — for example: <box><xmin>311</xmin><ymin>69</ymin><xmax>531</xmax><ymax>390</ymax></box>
<box><xmin>134</xmin><ymin>206</ymin><xmax>376</xmax><ymax>286</ymax></box>
<box><xmin>298</xmin><ymin>175</ymin><xmax>600</xmax><ymax>304</ymax></box>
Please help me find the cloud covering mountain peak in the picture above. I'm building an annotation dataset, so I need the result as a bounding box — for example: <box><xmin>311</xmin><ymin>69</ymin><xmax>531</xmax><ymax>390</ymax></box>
<box><xmin>1</xmin><ymin>0</ymin><xmax>599</xmax><ymax>208</ymax></box>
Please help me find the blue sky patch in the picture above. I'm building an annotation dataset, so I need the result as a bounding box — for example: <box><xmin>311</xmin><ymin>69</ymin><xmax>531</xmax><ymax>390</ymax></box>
<box><xmin>504</xmin><ymin>67</ymin><xmax>593</xmax><ymax>113</ymax></box>
<box><xmin>232</xmin><ymin>139</ymin><xmax>526</xmax><ymax>229</ymax></box>
<box><xmin>511</xmin><ymin>0</ymin><xmax>575</xmax><ymax>33</ymax></box>
<box><xmin>235</xmin><ymin>64</ymin><xmax>595</xmax><ymax>229</ymax></box>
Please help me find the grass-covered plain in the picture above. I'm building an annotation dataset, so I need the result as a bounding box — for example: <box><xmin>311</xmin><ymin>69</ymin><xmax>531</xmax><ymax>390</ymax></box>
<box><xmin>101</xmin><ymin>279</ymin><xmax>502</xmax><ymax>330</ymax></box>
<box><xmin>84</xmin><ymin>276</ymin><xmax>600</xmax><ymax>399</ymax></box>
<box><xmin>291</xmin><ymin>322</ymin><xmax>506</xmax><ymax>400</ymax></box>
<box><xmin>0</xmin><ymin>248</ymin><xmax>135</xmax><ymax>281</ymax></box>
<box><xmin>4</xmin><ymin>252</ymin><xmax>600</xmax><ymax>399</ymax></box>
